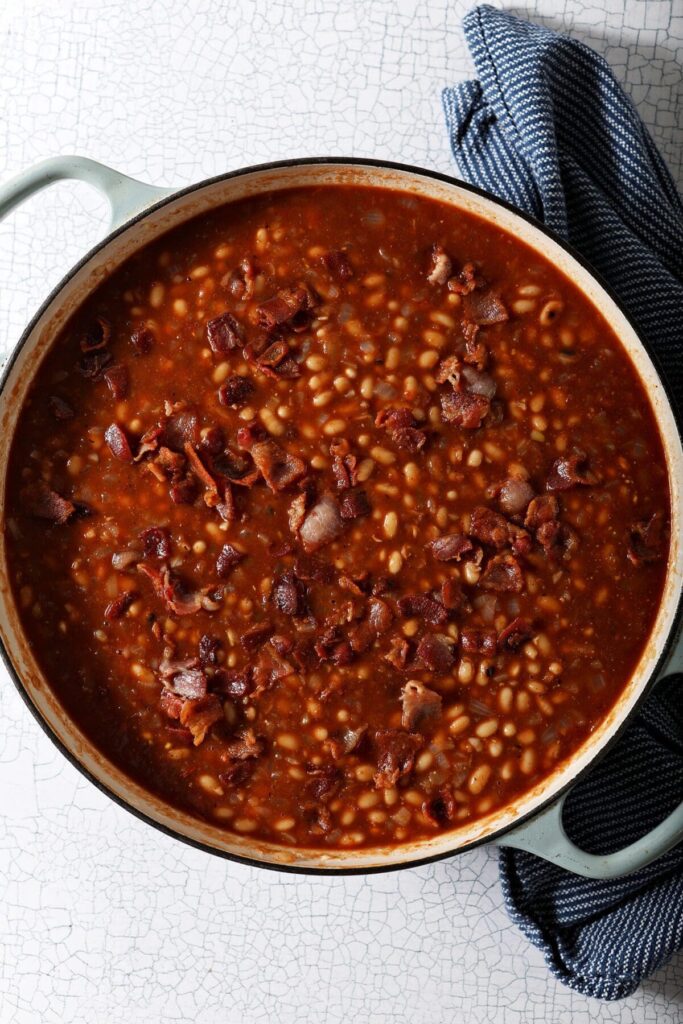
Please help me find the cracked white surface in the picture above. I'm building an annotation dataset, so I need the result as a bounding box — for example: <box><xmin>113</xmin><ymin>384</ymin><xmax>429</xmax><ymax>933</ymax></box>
<box><xmin>0</xmin><ymin>2</ymin><xmax>681</xmax><ymax>1021</ymax></box>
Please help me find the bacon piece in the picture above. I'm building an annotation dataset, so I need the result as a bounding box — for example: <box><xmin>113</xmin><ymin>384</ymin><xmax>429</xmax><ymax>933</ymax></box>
<box><xmin>160</xmin><ymin>689</ymin><xmax>184</xmax><ymax>720</ymax></box>
<box><xmin>428</xmin><ymin>533</ymin><xmax>474</xmax><ymax>562</ymax></box>
<box><xmin>416</xmin><ymin>633</ymin><xmax>455</xmax><ymax>673</ymax></box>
<box><xmin>169</xmin><ymin>477</ymin><xmax>198</xmax><ymax>505</ymax></box>
<box><xmin>498</xmin><ymin>616</ymin><xmax>534</xmax><ymax>652</ymax></box>
<box><xmin>385</xmin><ymin>635</ymin><xmax>411</xmax><ymax>670</ymax></box>
<box><xmin>134</xmin><ymin>425</ymin><xmax>163</xmax><ymax>462</ymax></box>
<box><xmin>288</xmin><ymin>492</ymin><xmax>309</xmax><ymax>537</ymax></box>
<box><xmin>138</xmin><ymin>563</ymin><xmax>203</xmax><ymax>615</ymax></box>
<box><xmin>373</xmin><ymin>729</ymin><xmax>422</xmax><ymax>789</ymax></box>
<box><xmin>322</xmin><ymin>249</ymin><xmax>353</xmax><ymax>280</ymax></box>
<box><xmin>272</xmin><ymin>571</ymin><xmax>306</xmax><ymax>616</ymax></box>
<box><xmin>162</xmin><ymin>410</ymin><xmax>199</xmax><ymax>451</ymax></box>
<box><xmin>103</xmin><ymin>364</ymin><xmax>129</xmax><ymax>400</ymax></box>
<box><xmin>460</xmin><ymin>628</ymin><xmax>497</xmax><ymax>655</ymax></box>
<box><xmin>170</xmin><ymin>666</ymin><xmax>208</xmax><ymax>699</ymax></box>
<box><xmin>207</xmin><ymin>312</ymin><xmax>244</xmax><ymax>353</ymax></box>
<box><xmin>304</xmin><ymin>764</ymin><xmax>344</xmax><ymax>803</ymax></box>
<box><xmin>140</xmin><ymin>526</ymin><xmax>171</xmax><ymax>559</ymax></box>
<box><xmin>226</xmin><ymin>728</ymin><xmax>263</xmax><ymax>762</ymax></box>
<box><xmin>627</xmin><ymin>512</ymin><xmax>666</xmax><ymax>566</ymax></box>
<box><xmin>79</xmin><ymin>316</ymin><xmax>111</xmax><ymax>352</ymax></box>
<box><xmin>435</xmin><ymin>355</ymin><xmax>461</xmax><ymax>386</ymax></box>
<box><xmin>256</xmin><ymin>283</ymin><xmax>316</xmax><ymax>331</ymax></box>
<box><xmin>447</xmin><ymin>261</ymin><xmax>481</xmax><ymax>295</ymax></box>
<box><xmin>299</xmin><ymin>494</ymin><xmax>344</xmax><ymax>552</ymax></box>
<box><xmin>198</xmin><ymin>635</ymin><xmax>221</xmax><ymax>667</ymax></box>
<box><xmin>525</xmin><ymin>494</ymin><xmax>561</xmax><ymax>551</ymax></box>
<box><xmin>427</xmin><ymin>244</ymin><xmax>452</xmax><ymax>286</ymax></box>
<box><xmin>104</xmin><ymin>423</ymin><xmax>134</xmax><ymax>462</ymax></box>
<box><xmin>21</xmin><ymin>480</ymin><xmax>75</xmax><ymax>524</ymax></box>
<box><xmin>463</xmin><ymin>322</ymin><xmax>488</xmax><ymax>370</ymax></box>
<box><xmin>348</xmin><ymin>597</ymin><xmax>393</xmax><ymax>655</ymax></box>
<box><xmin>423</xmin><ymin>787</ymin><xmax>457</xmax><ymax>827</ymax></box>
<box><xmin>130</xmin><ymin>326</ymin><xmax>154</xmax><ymax>354</ymax></box>
<box><xmin>104</xmin><ymin>590</ymin><xmax>139</xmax><ymax>621</ymax></box>
<box><xmin>463</xmin><ymin>289</ymin><xmax>509</xmax><ymax>325</ymax></box>
<box><xmin>398</xmin><ymin>593</ymin><xmax>448</xmax><ymax>626</ymax></box>
<box><xmin>440</xmin><ymin>390</ymin><xmax>490</xmax><ymax>428</ymax></box>
<box><xmin>480</xmin><ymin>554</ymin><xmax>524</xmax><ymax>592</ymax></box>
<box><xmin>184</xmin><ymin>443</ymin><xmax>221</xmax><ymax>505</ymax></box>
<box><xmin>547</xmin><ymin>452</ymin><xmax>597</xmax><ymax>491</ymax></box>
<box><xmin>218</xmin><ymin>375</ymin><xmax>255</xmax><ymax>408</ymax></box>
<box><xmin>48</xmin><ymin>396</ymin><xmax>74</xmax><ymax>420</ymax></box>
<box><xmin>401</xmin><ymin>684</ymin><xmax>444</xmax><ymax>733</ymax></box>
<box><xmin>339</xmin><ymin>489</ymin><xmax>370</xmax><ymax>520</ymax></box>
<box><xmin>330</xmin><ymin>439</ymin><xmax>358</xmax><ymax>490</ymax></box>
<box><xmin>213</xmin><ymin>668</ymin><xmax>253</xmax><ymax>700</ymax></box>
<box><xmin>240</xmin><ymin>623</ymin><xmax>274</xmax><ymax>652</ymax></box>
<box><xmin>251</xmin><ymin>645</ymin><xmax>293</xmax><ymax>696</ymax></box>
<box><xmin>376</xmin><ymin>407</ymin><xmax>427</xmax><ymax>453</ymax></box>
<box><xmin>245</xmin><ymin>440</ymin><xmax>307</xmax><ymax>492</ymax></box>
<box><xmin>78</xmin><ymin>349</ymin><xmax>112</xmax><ymax>379</ymax></box>
<box><xmin>211</xmin><ymin>447</ymin><xmax>259</xmax><ymax>488</ymax></box>
<box><xmin>496</xmin><ymin>477</ymin><xmax>535</xmax><ymax>517</ymax></box>
<box><xmin>440</xmin><ymin>578</ymin><xmax>466</xmax><ymax>612</ymax></box>
<box><xmin>216</xmin><ymin>543</ymin><xmax>245</xmax><ymax>578</ymax></box>
<box><xmin>469</xmin><ymin>507</ymin><xmax>510</xmax><ymax>549</ymax></box>
<box><xmin>179</xmin><ymin>694</ymin><xmax>223</xmax><ymax>745</ymax></box>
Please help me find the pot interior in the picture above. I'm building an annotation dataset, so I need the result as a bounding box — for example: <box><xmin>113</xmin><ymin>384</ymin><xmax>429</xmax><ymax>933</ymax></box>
<box><xmin>1</xmin><ymin>160</ymin><xmax>681</xmax><ymax>871</ymax></box>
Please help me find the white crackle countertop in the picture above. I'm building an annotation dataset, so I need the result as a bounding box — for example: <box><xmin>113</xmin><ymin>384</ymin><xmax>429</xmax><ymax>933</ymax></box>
<box><xmin>0</xmin><ymin>2</ymin><xmax>681</xmax><ymax>1021</ymax></box>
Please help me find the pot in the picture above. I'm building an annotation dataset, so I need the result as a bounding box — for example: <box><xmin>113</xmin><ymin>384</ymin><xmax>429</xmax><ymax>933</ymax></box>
<box><xmin>0</xmin><ymin>155</ymin><xmax>681</xmax><ymax>878</ymax></box>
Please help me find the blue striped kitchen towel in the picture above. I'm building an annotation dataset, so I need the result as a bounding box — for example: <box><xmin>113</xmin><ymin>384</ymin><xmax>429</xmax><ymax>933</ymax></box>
<box><xmin>443</xmin><ymin>5</ymin><xmax>683</xmax><ymax>1001</ymax></box>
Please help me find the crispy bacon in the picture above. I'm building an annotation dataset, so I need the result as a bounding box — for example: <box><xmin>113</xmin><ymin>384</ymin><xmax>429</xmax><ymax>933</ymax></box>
<box><xmin>138</xmin><ymin>562</ymin><xmax>204</xmax><ymax>615</ymax></box>
<box><xmin>213</xmin><ymin>668</ymin><xmax>253</xmax><ymax>700</ymax></box>
<box><xmin>627</xmin><ymin>512</ymin><xmax>666</xmax><ymax>566</ymax></box>
<box><xmin>385</xmin><ymin>635</ymin><xmax>411</xmax><ymax>670</ymax></box>
<box><xmin>462</xmin><ymin>288</ymin><xmax>509</xmax><ymax>325</ymax></box>
<box><xmin>416</xmin><ymin>633</ymin><xmax>455</xmax><ymax>673</ymax></box>
<box><xmin>216</xmin><ymin>543</ymin><xmax>245</xmax><ymax>578</ymax></box>
<box><xmin>179</xmin><ymin>694</ymin><xmax>223</xmax><ymax>745</ymax></box>
<box><xmin>78</xmin><ymin>349</ymin><xmax>112</xmax><ymax>379</ymax></box>
<box><xmin>339</xmin><ymin>489</ymin><xmax>370</xmax><ymax>520</ymax></box>
<box><xmin>469</xmin><ymin>506</ymin><xmax>510</xmax><ymax>549</ymax></box>
<box><xmin>348</xmin><ymin>597</ymin><xmax>393</xmax><ymax>655</ymax></box>
<box><xmin>103</xmin><ymin>364</ymin><xmax>129</xmax><ymax>400</ymax></box>
<box><xmin>460</xmin><ymin>628</ymin><xmax>497</xmax><ymax>655</ymax></box>
<box><xmin>184</xmin><ymin>443</ymin><xmax>221</xmax><ymax>505</ymax></box>
<box><xmin>322</xmin><ymin>249</ymin><xmax>353</xmax><ymax>280</ymax></box>
<box><xmin>207</xmin><ymin>312</ymin><xmax>244</xmax><ymax>353</ymax></box>
<box><xmin>498</xmin><ymin>616</ymin><xmax>534</xmax><ymax>652</ymax></box>
<box><xmin>427</xmin><ymin>244</ymin><xmax>452</xmax><ymax>286</ymax></box>
<box><xmin>240</xmin><ymin>623</ymin><xmax>274</xmax><ymax>652</ymax></box>
<box><xmin>547</xmin><ymin>453</ymin><xmax>597</xmax><ymax>491</ymax></box>
<box><xmin>130</xmin><ymin>326</ymin><xmax>154</xmax><ymax>354</ymax></box>
<box><xmin>423</xmin><ymin>787</ymin><xmax>457</xmax><ymax>827</ymax></box>
<box><xmin>398</xmin><ymin>593</ymin><xmax>448</xmax><ymax>626</ymax></box>
<box><xmin>140</xmin><ymin>526</ymin><xmax>171</xmax><ymax>559</ymax></box>
<box><xmin>245</xmin><ymin>440</ymin><xmax>307</xmax><ymax>492</ymax></box>
<box><xmin>104</xmin><ymin>423</ymin><xmax>134</xmax><ymax>462</ymax></box>
<box><xmin>170</xmin><ymin>666</ymin><xmax>208</xmax><ymax>699</ymax></box>
<box><xmin>304</xmin><ymin>764</ymin><xmax>344</xmax><ymax>803</ymax></box>
<box><xmin>373</xmin><ymin>729</ymin><xmax>422</xmax><ymax>789</ymax></box>
<box><xmin>480</xmin><ymin>554</ymin><xmax>524</xmax><ymax>592</ymax></box>
<box><xmin>272</xmin><ymin>571</ymin><xmax>306</xmax><ymax>616</ymax></box>
<box><xmin>256</xmin><ymin>283</ymin><xmax>316</xmax><ymax>331</ymax></box>
<box><xmin>428</xmin><ymin>534</ymin><xmax>474</xmax><ymax>562</ymax></box>
<box><xmin>440</xmin><ymin>390</ymin><xmax>490</xmax><ymax>428</ymax></box>
<box><xmin>376</xmin><ymin>406</ymin><xmax>427</xmax><ymax>453</ymax></box>
<box><xmin>104</xmin><ymin>590</ymin><xmax>139</xmax><ymax>621</ymax></box>
<box><xmin>447</xmin><ymin>261</ymin><xmax>481</xmax><ymax>295</ymax></box>
<box><xmin>218</xmin><ymin>375</ymin><xmax>255</xmax><ymax>408</ymax></box>
<box><xmin>525</xmin><ymin>494</ymin><xmax>561</xmax><ymax>551</ymax></box>
<box><xmin>21</xmin><ymin>480</ymin><xmax>75</xmax><ymax>524</ymax></box>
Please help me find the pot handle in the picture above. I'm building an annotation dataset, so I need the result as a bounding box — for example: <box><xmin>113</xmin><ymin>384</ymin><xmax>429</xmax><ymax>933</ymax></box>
<box><xmin>0</xmin><ymin>156</ymin><xmax>174</xmax><ymax>231</ymax></box>
<box><xmin>494</xmin><ymin>625</ymin><xmax>683</xmax><ymax>878</ymax></box>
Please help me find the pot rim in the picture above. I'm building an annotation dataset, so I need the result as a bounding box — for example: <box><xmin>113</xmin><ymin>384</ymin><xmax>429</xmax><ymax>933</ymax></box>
<box><xmin>1</xmin><ymin>155</ymin><xmax>681</xmax><ymax>875</ymax></box>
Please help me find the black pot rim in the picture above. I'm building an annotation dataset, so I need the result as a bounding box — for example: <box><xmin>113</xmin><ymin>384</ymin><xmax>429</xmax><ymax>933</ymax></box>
<box><xmin>1</xmin><ymin>154</ymin><xmax>681</xmax><ymax>876</ymax></box>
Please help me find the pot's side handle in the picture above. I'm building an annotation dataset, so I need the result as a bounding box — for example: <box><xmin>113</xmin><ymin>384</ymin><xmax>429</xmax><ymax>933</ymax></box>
<box><xmin>494</xmin><ymin>624</ymin><xmax>683</xmax><ymax>878</ymax></box>
<box><xmin>0</xmin><ymin>156</ymin><xmax>175</xmax><ymax>232</ymax></box>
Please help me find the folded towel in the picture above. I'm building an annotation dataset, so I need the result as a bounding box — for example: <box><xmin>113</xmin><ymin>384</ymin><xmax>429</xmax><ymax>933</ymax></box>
<box><xmin>442</xmin><ymin>4</ymin><xmax>683</xmax><ymax>1000</ymax></box>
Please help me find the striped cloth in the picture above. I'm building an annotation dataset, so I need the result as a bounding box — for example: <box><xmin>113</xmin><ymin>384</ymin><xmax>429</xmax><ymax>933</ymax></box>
<box><xmin>442</xmin><ymin>5</ymin><xmax>683</xmax><ymax>1001</ymax></box>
